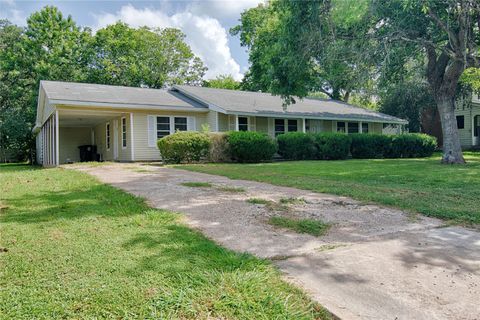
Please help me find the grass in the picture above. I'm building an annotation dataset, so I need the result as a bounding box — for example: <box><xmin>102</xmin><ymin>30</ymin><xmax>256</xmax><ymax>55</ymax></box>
<box><xmin>268</xmin><ymin>217</ymin><xmax>330</xmax><ymax>237</ymax></box>
<box><xmin>180</xmin><ymin>181</ymin><xmax>212</xmax><ymax>188</ymax></box>
<box><xmin>216</xmin><ymin>186</ymin><xmax>246</xmax><ymax>193</ymax></box>
<box><xmin>0</xmin><ymin>164</ymin><xmax>331</xmax><ymax>319</ymax></box>
<box><xmin>279</xmin><ymin>197</ymin><xmax>306</xmax><ymax>205</ymax></box>
<box><xmin>247</xmin><ymin>198</ymin><xmax>289</xmax><ymax>212</ymax></box>
<box><xmin>178</xmin><ymin>152</ymin><xmax>480</xmax><ymax>225</ymax></box>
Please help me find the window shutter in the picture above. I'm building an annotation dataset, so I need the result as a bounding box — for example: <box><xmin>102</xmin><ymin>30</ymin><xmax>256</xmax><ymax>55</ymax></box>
<box><xmin>187</xmin><ymin>116</ymin><xmax>195</xmax><ymax>131</ymax></box>
<box><xmin>147</xmin><ymin>115</ymin><xmax>156</xmax><ymax>147</ymax></box>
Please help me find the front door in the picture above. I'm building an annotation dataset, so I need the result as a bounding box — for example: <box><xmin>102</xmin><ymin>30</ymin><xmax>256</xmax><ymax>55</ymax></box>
<box><xmin>113</xmin><ymin>119</ymin><xmax>119</xmax><ymax>160</ymax></box>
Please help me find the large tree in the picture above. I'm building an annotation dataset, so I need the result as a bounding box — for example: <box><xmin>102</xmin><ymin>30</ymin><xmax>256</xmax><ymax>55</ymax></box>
<box><xmin>371</xmin><ymin>0</ymin><xmax>480</xmax><ymax>163</ymax></box>
<box><xmin>89</xmin><ymin>22</ymin><xmax>206</xmax><ymax>88</ymax></box>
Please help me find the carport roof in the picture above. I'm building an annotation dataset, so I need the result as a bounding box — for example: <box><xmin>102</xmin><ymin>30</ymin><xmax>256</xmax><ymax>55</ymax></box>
<box><xmin>41</xmin><ymin>80</ymin><xmax>206</xmax><ymax>110</ymax></box>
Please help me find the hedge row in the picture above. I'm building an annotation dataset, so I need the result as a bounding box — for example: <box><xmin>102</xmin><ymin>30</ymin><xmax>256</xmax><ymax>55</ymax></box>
<box><xmin>157</xmin><ymin>131</ymin><xmax>437</xmax><ymax>164</ymax></box>
<box><xmin>278</xmin><ymin>132</ymin><xmax>437</xmax><ymax>160</ymax></box>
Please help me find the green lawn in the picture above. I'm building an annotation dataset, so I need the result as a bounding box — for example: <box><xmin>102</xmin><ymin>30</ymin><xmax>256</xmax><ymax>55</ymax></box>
<box><xmin>0</xmin><ymin>164</ymin><xmax>330</xmax><ymax>319</ymax></box>
<box><xmin>178</xmin><ymin>152</ymin><xmax>480</xmax><ymax>225</ymax></box>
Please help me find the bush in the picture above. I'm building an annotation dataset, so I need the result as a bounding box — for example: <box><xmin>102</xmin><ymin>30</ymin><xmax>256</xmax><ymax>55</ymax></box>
<box><xmin>227</xmin><ymin>131</ymin><xmax>277</xmax><ymax>163</ymax></box>
<box><xmin>208</xmin><ymin>132</ymin><xmax>230</xmax><ymax>162</ymax></box>
<box><xmin>277</xmin><ymin>132</ymin><xmax>316</xmax><ymax>160</ymax></box>
<box><xmin>157</xmin><ymin>131</ymin><xmax>211</xmax><ymax>164</ymax></box>
<box><xmin>350</xmin><ymin>134</ymin><xmax>392</xmax><ymax>159</ymax></box>
<box><xmin>313</xmin><ymin>133</ymin><xmax>351</xmax><ymax>160</ymax></box>
<box><xmin>389</xmin><ymin>133</ymin><xmax>437</xmax><ymax>158</ymax></box>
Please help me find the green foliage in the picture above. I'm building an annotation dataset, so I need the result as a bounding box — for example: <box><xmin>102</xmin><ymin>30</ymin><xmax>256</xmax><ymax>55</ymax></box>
<box><xmin>268</xmin><ymin>216</ymin><xmax>330</xmax><ymax>237</ymax></box>
<box><xmin>227</xmin><ymin>131</ymin><xmax>277</xmax><ymax>163</ymax></box>
<box><xmin>313</xmin><ymin>133</ymin><xmax>351</xmax><ymax>160</ymax></box>
<box><xmin>203</xmin><ymin>74</ymin><xmax>241</xmax><ymax>90</ymax></box>
<box><xmin>460</xmin><ymin>68</ymin><xmax>480</xmax><ymax>94</ymax></box>
<box><xmin>389</xmin><ymin>134</ymin><xmax>437</xmax><ymax>158</ymax></box>
<box><xmin>350</xmin><ymin>134</ymin><xmax>392</xmax><ymax>159</ymax></box>
<box><xmin>157</xmin><ymin>131</ymin><xmax>211</xmax><ymax>164</ymax></box>
<box><xmin>89</xmin><ymin>23</ymin><xmax>206</xmax><ymax>88</ymax></box>
<box><xmin>277</xmin><ymin>132</ymin><xmax>316</xmax><ymax>160</ymax></box>
<box><xmin>180</xmin><ymin>182</ymin><xmax>212</xmax><ymax>188</ymax></box>
<box><xmin>350</xmin><ymin>133</ymin><xmax>437</xmax><ymax>159</ymax></box>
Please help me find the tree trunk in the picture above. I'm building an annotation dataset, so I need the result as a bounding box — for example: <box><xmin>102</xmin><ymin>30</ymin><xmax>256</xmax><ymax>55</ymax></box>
<box><xmin>436</xmin><ymin>97</ymin><xmax>465</xmax><ymax>164</ymax></box>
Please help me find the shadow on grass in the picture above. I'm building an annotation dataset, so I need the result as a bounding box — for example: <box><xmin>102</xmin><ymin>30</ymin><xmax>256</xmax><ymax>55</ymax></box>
<box><xmin>0</xmin><ymin>183</ymin><xmax>147</xmax><ymax>224</ymax></box>
<box><xmin>0</xmin><ymin>163</ymin><xmax>40</xmax><ymax>173</ymax></box>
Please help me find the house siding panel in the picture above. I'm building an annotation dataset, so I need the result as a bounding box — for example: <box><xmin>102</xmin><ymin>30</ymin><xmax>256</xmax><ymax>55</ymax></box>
<box><xmin>58</xmin><ymin>127</ymin><xmax>91</xmax><ymax>164</ymax></box>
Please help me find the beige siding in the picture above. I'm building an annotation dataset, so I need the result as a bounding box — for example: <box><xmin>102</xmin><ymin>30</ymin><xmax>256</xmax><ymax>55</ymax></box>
<box><xmin>218</xmin><ymin>113</ymin><xmax>229</xmax><ymax>131</ymax></box>
<box><xmin>206</xmin><ymin>111</ymin><xmax>218</xmax><ymax>131</ymax></box>
<box><xmin>256</xmin><ymin>117</ymin><xmax>269</xmax><ymax>133</ymax></box>
<box><xmin>372</xmin><ymin>123</ymin><xmax>383</xmax><ymax>133</ymax></box>
<box><xmin>58</xmin><ymin>127</ymin><xmax>91</xmax><ymax>164</ymax></box>
<box><xmin>132</xmin><ymin>111</ymin><xmax>209</xmax><ymax>161</ymax></box>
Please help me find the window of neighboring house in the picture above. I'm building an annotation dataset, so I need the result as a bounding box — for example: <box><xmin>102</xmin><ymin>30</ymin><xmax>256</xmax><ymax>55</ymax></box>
<box><xmin>238</xmin><ymin>117</ymin><xmax>248</xmax><ymax>131</ymax></box>
<box><xmin>288</xmin><ymin>119</ymin><xmax>298</xmax><ymax>132</ymax></box>
<box><xmin>474</xmin><ymin>115</ymin><xmax>479</xmax><ymax>137</ymax></box>
<box><xmin>337</xmin><ymin>121</ymin><xmax>346</xmax><ymax>133</ymax></box>
<box><xmin>362</xmin><ymin>123</ymin><xmax>369</xmax><ymax>133</ymax></box>
<box><xmin>275</xmin><ymin>119</ymin><xmax>285</xmax><ymax>136</ymax></box>
<box><xmin>106</xmin><ymin>122</ymin><xmax>111</xmax><ymax>150</ymax></box>
<box><xmin>174</xmin><ymin>117</ymin><xmax>188</xmax><ymax>132</ymax></box>
<box><xmin>456</xmin><ymin>115</ymin><xmax>465</xmax><ymax>129</ymax></box>
<box><xmin>348</xmin><ymin>122</ymin><xmax>359</xmax><ymax>134</ymax></box>
<box><xmin>121</xmin><ymin>117</ymin><xmax>127</xmax><ymax>148</ymax></box>
<box><xmin>156</xmin><ymin>116</ymin><xmax>170</xmax><ymax>138</ymax></box>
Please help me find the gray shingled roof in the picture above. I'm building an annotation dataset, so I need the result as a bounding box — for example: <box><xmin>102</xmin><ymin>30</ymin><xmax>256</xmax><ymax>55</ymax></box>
<box><xmin>174</xmin><ymin>85</ymin><xmax>407</xmax><ymax>124</ymax></box>
<box><xmin>41</xmin><ymin>81</ymin><xmax>206</xmax><ymax>110</ymax></box>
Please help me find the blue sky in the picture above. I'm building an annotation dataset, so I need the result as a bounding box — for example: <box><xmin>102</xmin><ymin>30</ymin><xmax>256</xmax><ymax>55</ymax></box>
<box><xmin>0</xmin><ymin>0</ymin><xmax>263</xmax><ymax>80</ymax></box>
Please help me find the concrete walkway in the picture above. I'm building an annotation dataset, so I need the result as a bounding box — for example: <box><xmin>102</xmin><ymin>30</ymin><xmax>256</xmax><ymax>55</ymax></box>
<box><xmin>73</xmin><ymin>163</ymin><xmax>480</xmax><ymax>320</ymax></box>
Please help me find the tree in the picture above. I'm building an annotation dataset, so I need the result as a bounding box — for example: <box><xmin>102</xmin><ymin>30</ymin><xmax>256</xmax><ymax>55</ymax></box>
<box><xmin>89</xmin><ymin>22</ymin><xmax>206</xmax><ymax>88</ymax></box>
<box><xmin>231</xmin><ymin>0</ymin><xmax>376</xmax><ymax>103</ymax></box>
<box><xmin>371</xmin><ymin>0</ymin><xmax>480</xmax><ymax>164</ymax></box>
<box><xmin>203</xmin><ymin>74</ymin><xmax>241</xmax><ymax>90</ymax></box>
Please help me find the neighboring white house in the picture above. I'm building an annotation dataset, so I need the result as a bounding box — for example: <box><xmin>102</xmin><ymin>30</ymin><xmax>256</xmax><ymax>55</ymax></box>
<box><xmin>34</xmin><ymin>80</ymin><xmax>408</xmax><ymax>166</ymax></box>
<box><xmin>455</xmin><ymin>93</ymin><xmax>480</xmax><ymax>148</ymax></box>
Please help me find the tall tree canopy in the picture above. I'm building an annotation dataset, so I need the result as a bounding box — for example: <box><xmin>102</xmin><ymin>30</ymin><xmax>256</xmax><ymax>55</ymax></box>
<box><xmin>233</xmin><ymin>0</ymin><xmax>480</xmax><ymax>164</ymax></box>
<box><xmin>203</xmin><ymin>74</ymin><xmax>241</xmax><ymax>90</ymax></box>
<box><xmin>0</xmin><ymin>6</ymin><xmax>206</xmax><ymax>162</ymax></box>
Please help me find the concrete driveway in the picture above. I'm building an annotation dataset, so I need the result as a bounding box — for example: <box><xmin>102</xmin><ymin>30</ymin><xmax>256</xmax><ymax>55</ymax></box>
<box><xmin>74</xmin><ymin>163</ymin><xmax>480</xmax><ymax>320</ymax></box>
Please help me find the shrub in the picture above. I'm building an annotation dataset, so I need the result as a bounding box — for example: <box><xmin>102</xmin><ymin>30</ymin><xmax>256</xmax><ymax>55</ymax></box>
<box><xmin>277</xmin><ymin>132</ymin><xmax>316</xmax><ymax>160</ymax></box>
<box><xmin>208</xmin><ymin>132</ymin><xmax>231</xmax><ymax>162</ymax></box>
<box><xmin>157</xmin><ymin>131</ymin><xmax>211</xmax><ymax>164</ymax></box>
<box><xmin>227</xmin><ymin>131</ymin><xmax>277</xmax><ymax>163</ymax></box>
<box><xmin>350</xmin><ymin>134</ymin><xmax>392</xmax><ymax>159</ymax></box>
<box><xmin>389</xmin><ymin>133</ymin><xmax>437</xmax><ymax>158</ymax></box>
<box><xmin>313</xmin><ymin>133</ymin><xmax>351</xmax><ymax>160</ymax></box>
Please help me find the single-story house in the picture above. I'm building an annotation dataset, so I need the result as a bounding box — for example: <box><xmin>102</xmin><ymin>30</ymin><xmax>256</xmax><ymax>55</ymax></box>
<box><xmin>34</xmin><ymin>80</ymin><xmax>407</xmax><ymax>166</ymax></box>
<box><xmin>455</xmin><ymin>93</ymin><xmax>480</xmax><ymax>148</ymax></box>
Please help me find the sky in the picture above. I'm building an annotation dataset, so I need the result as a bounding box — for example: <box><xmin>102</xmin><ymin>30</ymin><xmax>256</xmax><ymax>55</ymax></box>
<box><xmin>0</xmin><ymin>0</ymin><xmax>264</xmax><ymax>80</ymax></box>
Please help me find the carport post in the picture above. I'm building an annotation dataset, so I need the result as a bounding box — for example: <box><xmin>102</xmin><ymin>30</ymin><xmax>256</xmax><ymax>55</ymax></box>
<box><xmin>55</xmin><ymin>110</ymin><xmax>59</xmax><ymax>166</ymax></box>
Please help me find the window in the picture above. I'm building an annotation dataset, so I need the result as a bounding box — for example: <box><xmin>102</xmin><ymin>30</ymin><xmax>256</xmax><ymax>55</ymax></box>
<box><xmin>238</xmin><ymin>117</ymin><xmax>248</xmax><ymax>131</ymax></box>
<box><xmin>288</xmin><ymin>119</ymin><xmax>298</xmax><ymax>132</ymax></box>
<box><xmin>106</xmin><ymin>123</ymin><xmax>111</xmax><ymax>150</ymax></box>
<box><xmin>174</xmin><ymin>117</ymin><xmax>187</xmax><ymax>132</ymax></box>
<box><xmin>121</xmin><ymin>117</ymin><xmax>127</xmax><ymax>148</ymax></box>
<box><xmin>337</xmin><ymin>122</ymin><xmax>346</xmax><ymax>133</ymax></box>
<box><xmin>456</xmin><ymin>115</ymin><xmax>465</xmax><ymax>129</ymax></box>
<box><xmin>362</xmin><ymin>123</ymin><xmax>369</xmax><ymax>133</ymax></box>
<box><xmin>275</xmin><ymin>119</ymin><xmax>285</xmax><ymax>136</ymax></box>
<box><xmin>348</xmin><ymin>122</ymin><xmax>359</xmax><ymax>134</ymax></box>
<box><xmin>156</xmin><ymin>116</ymin><xmax>170</xmax><ymax>138</ymax></box>
<box><xmin>474</xmin><ymin>115</ymin><xmax>479</xmax><ymax>137</ymax></box>
<box><xmin>305</xmin><ymin>119</ymin><xmax>310</xmax><ymax>132</ymax></box>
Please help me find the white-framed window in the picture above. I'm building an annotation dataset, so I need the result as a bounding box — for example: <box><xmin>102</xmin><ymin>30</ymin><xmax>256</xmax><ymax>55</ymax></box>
<box><xmin>121</xmin><ymin>117</ymin><xmax>127</xmax><ymax>148</ymax></box>
<box><xmin>156</xmin><ymin>116</ymin><xmax>170</xmax><ymax>138</ymax></box>
<box><xmin>106</xmin><ymin>122</ymin><xmax>111</xmax><ymax>150</ymax></box>
<box><xmin>348</xmin><ymin>122</ymin><xmax>359</xmax><ymax>134</ymax></box>
<box><xmin>288</xmin><ymin>119</ymin><xmax>298</xmax><ymax>132</ymax></box>
<box><xmin>336</xmin><ymin>121</ymin><xmax>346</xmax><ymax>133</ymax></box>
<box><xmin>362</xmin><ymin>123</ymin><xmax>369</xmax><ymax>133</ymax></box>
<box><xmin>238</xmin><ymin>117</ymin><xmax>248</xmax><ymax>131</ymax></box>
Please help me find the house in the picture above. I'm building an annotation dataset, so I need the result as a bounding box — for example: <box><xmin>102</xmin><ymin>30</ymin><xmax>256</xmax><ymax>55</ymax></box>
<box><xmin>455</xmin><ymin>93</ymin><xmax>480</xmax><ymax>148</ymax></box>
<box><xmin>34</xmin><ymin>80</ymin><xmax>407</xmax><ymax>166</ymax></box>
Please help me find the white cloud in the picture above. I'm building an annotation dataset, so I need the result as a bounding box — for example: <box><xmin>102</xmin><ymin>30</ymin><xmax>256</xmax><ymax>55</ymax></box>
<box><xmin>187</xmin><ymin>0</ymin><xmax>263</xmax><ymax>20</ymax></box>
<box><xmin>93</xmin><ymin>4</ymin><xmax>244</xmax><ymax>81</ymax></box>
<box><xmin>0</xmin><ymin>0</ymin><xmax>15</xmax><ymax>7</ymax></box>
